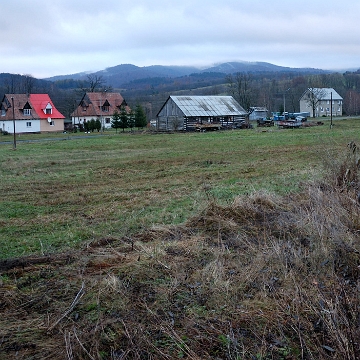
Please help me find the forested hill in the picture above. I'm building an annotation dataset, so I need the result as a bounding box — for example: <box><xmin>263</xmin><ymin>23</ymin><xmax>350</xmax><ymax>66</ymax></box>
<box><xmin>1</xmin><ymin>63</ymin><xmax>360</xmax><ymax>119</ymax></box>
<box><xmin>44</xmin><ymin>61</ymin><xmax>328</xmax><ymax>89</ymax></box>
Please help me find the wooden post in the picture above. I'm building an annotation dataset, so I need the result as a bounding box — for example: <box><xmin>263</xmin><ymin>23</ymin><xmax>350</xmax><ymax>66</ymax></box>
<box><xmin>11</xmin><ymin>97</ymin><xmax>16</xmax><ymax>150</ymax></box>
<box><xmin>330</xmin><ymin>92</ymin><xmax>333</xmax><ymax>129</ymax></box>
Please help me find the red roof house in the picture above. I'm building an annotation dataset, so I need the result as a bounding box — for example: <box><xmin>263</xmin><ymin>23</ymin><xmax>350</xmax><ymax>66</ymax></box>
<box><xmin>1</xmin><ymin>93</ymin><xmax>65</xmax><ymax>133</ymax></box>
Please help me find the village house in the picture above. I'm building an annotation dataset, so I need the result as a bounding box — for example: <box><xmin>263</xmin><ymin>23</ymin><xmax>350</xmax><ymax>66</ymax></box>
<box><xmin>0</xmin><ymin>94</ymin><xmax>65</xmax><ymax>134</ymax></box>
<box><xmin>300</xmin><ymin>88</ymin><xmax>343</xmax><ymax>117</ymax></box>
<box><xmin>71</xmin><ymin>92</ymin><xmax>129</xmax><ymax>129</ymax></box>
<box><xmin>156</xmin><ymin>95</ymin><xmax>247</xmax><ymax>131</ymax></box>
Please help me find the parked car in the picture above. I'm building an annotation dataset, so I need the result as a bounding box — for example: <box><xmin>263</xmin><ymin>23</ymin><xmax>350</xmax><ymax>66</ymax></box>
<box><xmin>296</xmin><ymin>115</ymin><xmax>307</xmax><ymax>122</ymax></box>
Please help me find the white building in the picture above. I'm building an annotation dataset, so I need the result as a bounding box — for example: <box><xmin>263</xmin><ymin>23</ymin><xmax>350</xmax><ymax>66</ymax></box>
<box><xmin>300</xmin><ymin>88</ymin><xmax>343</xmax><ymax>117</ymax></box>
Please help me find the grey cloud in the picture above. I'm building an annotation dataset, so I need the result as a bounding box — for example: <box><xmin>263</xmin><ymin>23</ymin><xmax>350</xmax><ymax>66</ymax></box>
<box><xmin>1</xmin><ymin>0</ymin><xmax>360</xmax><ymax>77</ymax></box>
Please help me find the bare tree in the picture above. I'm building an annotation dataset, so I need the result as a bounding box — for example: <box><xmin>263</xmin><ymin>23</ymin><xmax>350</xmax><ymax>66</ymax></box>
<box><xmin>226</xmin><ymin>73</ymin><xmax>253</xmax><ymax>111</ymax></box>
<box><xmin>87</xmin><ymin>74</ymin><xmax>105</xmax><ymax>92</ymax></box>
<box><xmin>256</xmin><ymin>79</ymin><xmax>276</xmax><ymax>116</ymax></box>
<box><xmin>171</xmin><ymin>116</ymin><xmax>183</xmax><ymax>131</ymax></box>
<box><xmin>305</xmin><ymin>87</ymin><xmax>327</xmax><ymax>117</ymax></box>
<box><xmin>287</xmin><ymin>90</ymin><xmax>298</xmax><ymax>113</ymax></box>
<box><xmin>22</xmin><ymin>74</ymin><xmax>35</xmax><ymax>94</ymax></box>
<box><xmin>344</xmin><ymin>90</ymin><xmax>360</xmax><ymax>115</ymax></box>
<box><xmin>4</xmin><ymin>74</ymin><xmax>20</xmax><ymax>93</ymax></box>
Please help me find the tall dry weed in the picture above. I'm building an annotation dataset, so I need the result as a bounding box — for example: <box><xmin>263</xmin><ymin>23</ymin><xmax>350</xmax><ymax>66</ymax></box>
<box><xmin>2</xmin><ymin>144</ymin><xmax>360</xmax><ymax>359</ymax></box>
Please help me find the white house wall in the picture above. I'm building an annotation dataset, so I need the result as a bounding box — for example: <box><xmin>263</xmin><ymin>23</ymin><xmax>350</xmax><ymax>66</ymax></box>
<box><xmin>1</xmin><ymin>119</ymin><xmax>41</xmax><ymax>133</ymax></box>
<box><xmin>300</xmin><ymin>99</ymin><xmax>343</xmax><ymax>117</ymax></box>
<box><xmin>72</xmin><ymin>116</ymin><xmax>113</xmax><ymax>129</ymax></box>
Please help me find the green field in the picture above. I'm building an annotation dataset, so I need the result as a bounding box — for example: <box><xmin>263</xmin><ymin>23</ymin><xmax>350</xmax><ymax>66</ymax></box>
<box><xmin>2</xmin><ymin>119</ymin><xmax>360</xmax><ymax>359</ymax></box>
<box><xmin>1</xmin><ymin>119</ymin><xmax>359</xmax><ymax>259</ymax></box>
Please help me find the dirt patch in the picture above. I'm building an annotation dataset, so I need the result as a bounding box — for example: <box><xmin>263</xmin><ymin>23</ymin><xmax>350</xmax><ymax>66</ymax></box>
<box><xmin>0</xmin><ymin>253</ymin><xmax>76</xmax><ymax>272</ymax></box>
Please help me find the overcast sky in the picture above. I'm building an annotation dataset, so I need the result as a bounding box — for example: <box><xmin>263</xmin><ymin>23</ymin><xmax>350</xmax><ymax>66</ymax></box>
<box><xmin>2</xmin><ymin>0</ymin><xmax>360</xmax><ymax>78</ymax></box>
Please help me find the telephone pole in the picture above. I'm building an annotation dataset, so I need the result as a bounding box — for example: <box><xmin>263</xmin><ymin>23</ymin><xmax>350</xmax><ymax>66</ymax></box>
<box><xmin>11</xmin><ymin>97</ymin><xmax>16</xmax><ymax>150</ymax></box>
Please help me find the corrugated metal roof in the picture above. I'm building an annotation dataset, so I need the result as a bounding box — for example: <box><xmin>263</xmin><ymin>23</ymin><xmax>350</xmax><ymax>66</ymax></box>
<box><xmin>170</xmin><ymin>96</ymin><xmax>247</xmax><ymax>117</ymax></box>
<box><xmin>250</xmin><ymin>106</ymin><xmax>268</xmax><ymax>112</ymax></box>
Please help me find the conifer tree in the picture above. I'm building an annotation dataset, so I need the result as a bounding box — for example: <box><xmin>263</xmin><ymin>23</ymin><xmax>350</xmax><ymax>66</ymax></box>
<box><xmin>135</xmin><ymin>104</ymin><xmax>147</xmax><ymax>129</ymax></box>
<box><xmin>111</xmin><ymin>109</ymin><xmax>121</xmax><ymax>133</ymax></box>
<box><xmin>119</xmin><ymin>107</ymin><xmax>129</xmax><ymax>132</ymax></box>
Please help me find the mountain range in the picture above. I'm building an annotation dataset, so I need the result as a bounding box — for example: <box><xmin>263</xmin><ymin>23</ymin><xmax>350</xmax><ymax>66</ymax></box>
<box><xmin>45</xmin><ymin>61</ymin><xmax>329</xmax><ymax>88</ymax></box>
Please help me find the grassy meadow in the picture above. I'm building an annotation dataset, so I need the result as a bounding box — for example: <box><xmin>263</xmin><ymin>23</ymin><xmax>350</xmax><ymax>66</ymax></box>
<box><xmin>2</xmin><ymin>119</ymin><xmax>360</xmax><ymax>359</ymax></box>
<box><xmin>0</xmin><ymin>119</ymin><xmax>358</xmax><ymax>259</ymax></box>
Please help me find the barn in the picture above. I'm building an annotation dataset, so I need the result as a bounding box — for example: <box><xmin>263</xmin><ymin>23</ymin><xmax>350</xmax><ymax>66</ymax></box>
<box><xmin>156</xmin><ymin>95</ymin><xmax>247</xmax><ymax>131</ymax></box>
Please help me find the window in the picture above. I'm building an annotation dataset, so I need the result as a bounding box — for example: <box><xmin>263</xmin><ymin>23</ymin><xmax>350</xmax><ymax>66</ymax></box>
<box><xmin>24</xmin><ymin>109</ymin><xmax>31</xmax><ymax>115</ymax></box>
<box><xmin>1</xmin><ymin>109</ymin><xmax>5</xmax><ymax>116</ymax></box>
<box><xmin>102</xmin><ymin>106</ymin><xmax>109</xmax><ymax>112</ymax></box>
<box><xmin>49</xmin><ymin>120</ymin><xmax>55</xmax><ymax>126</ymax></box>
<box><xmin>326</xmin><ymin>107</ymin><xmax>330</xmax><ymax>112</ymax></box>
<box><xmin>26</xmin><ymin>122</ymin><xmax>32</xmax><ymax>127</ymax></box>
<box><xmin>105</xmin><ymin>118</ymin><xmax>110</xmax><ymax>124</ymax></box>
<box><xmin>320</xmin><ymin>107</ymin><xmax>324</xmax><ymax>112</ymax></box>
<box><xmin>44</xmin><ymin>103</ymin><xmax>53</xmax><ymax>115</ymax></box>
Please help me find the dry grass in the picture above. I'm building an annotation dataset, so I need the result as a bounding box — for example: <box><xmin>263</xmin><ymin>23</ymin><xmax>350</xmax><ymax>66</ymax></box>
<box><xmin>3</xmin><ymin>120</ymin><xmax>360</xmax><ymax>260</ymax></box>
<box><xmin>1</xmin><ymin>142</ymin><xmax>360</xmax><ymax>359</ymax></box>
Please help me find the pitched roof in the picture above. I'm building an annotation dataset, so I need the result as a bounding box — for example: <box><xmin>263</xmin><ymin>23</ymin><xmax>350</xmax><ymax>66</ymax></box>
<box><xmin>163</xmin><ymin>96</ymin><xmax>247</xmax><ymax>117</ymax></box>
<box><xmin>302</xmin><ymin>88</ymin><xmax>343</xmax><ymax>101</ymax></box>
<box><xmin>1</xmin><ymin>94</ymin><xmax>32</xmax><ymax>120</ymax></box>
<box><xmin>29</xmin><ymin>94</ymin><xmax>65</xmax><ymax>119</ymax></box>
<box><xmin>250</xmin><ymin>107</ymin><xmax>268</xmax><ymax>112</ymax></box>
<box><xmin>1</xmin><ymin>93</ymin><xmax>64</xmax><ymax>120</ymax></box>
<box><xmin>71</xmin><ymin>92</ymin><xmax>128</xmax><ymax>117</ymax></box>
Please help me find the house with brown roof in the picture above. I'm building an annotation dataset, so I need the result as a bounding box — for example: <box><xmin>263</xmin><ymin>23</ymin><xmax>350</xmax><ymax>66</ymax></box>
<box><xmin>1</xmin><ymin>94</ymin><xmax>65</xmax><ymax>133</ymax></box>
<box><xmin>71</xmin><ymin>92</ymin><xmax>129</xmax><ymax>129</ymax></box>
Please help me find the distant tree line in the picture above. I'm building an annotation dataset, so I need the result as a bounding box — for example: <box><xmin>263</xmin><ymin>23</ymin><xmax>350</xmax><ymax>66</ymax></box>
<box><xmin>224</xmin><ymin>71</ymin><xmax>360</xmax><ymax>116</ymax></box>
<box><xmin>3</xmin><ymin>69</ymin><xmax>360</xmax><ymax>123</ymax></box>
